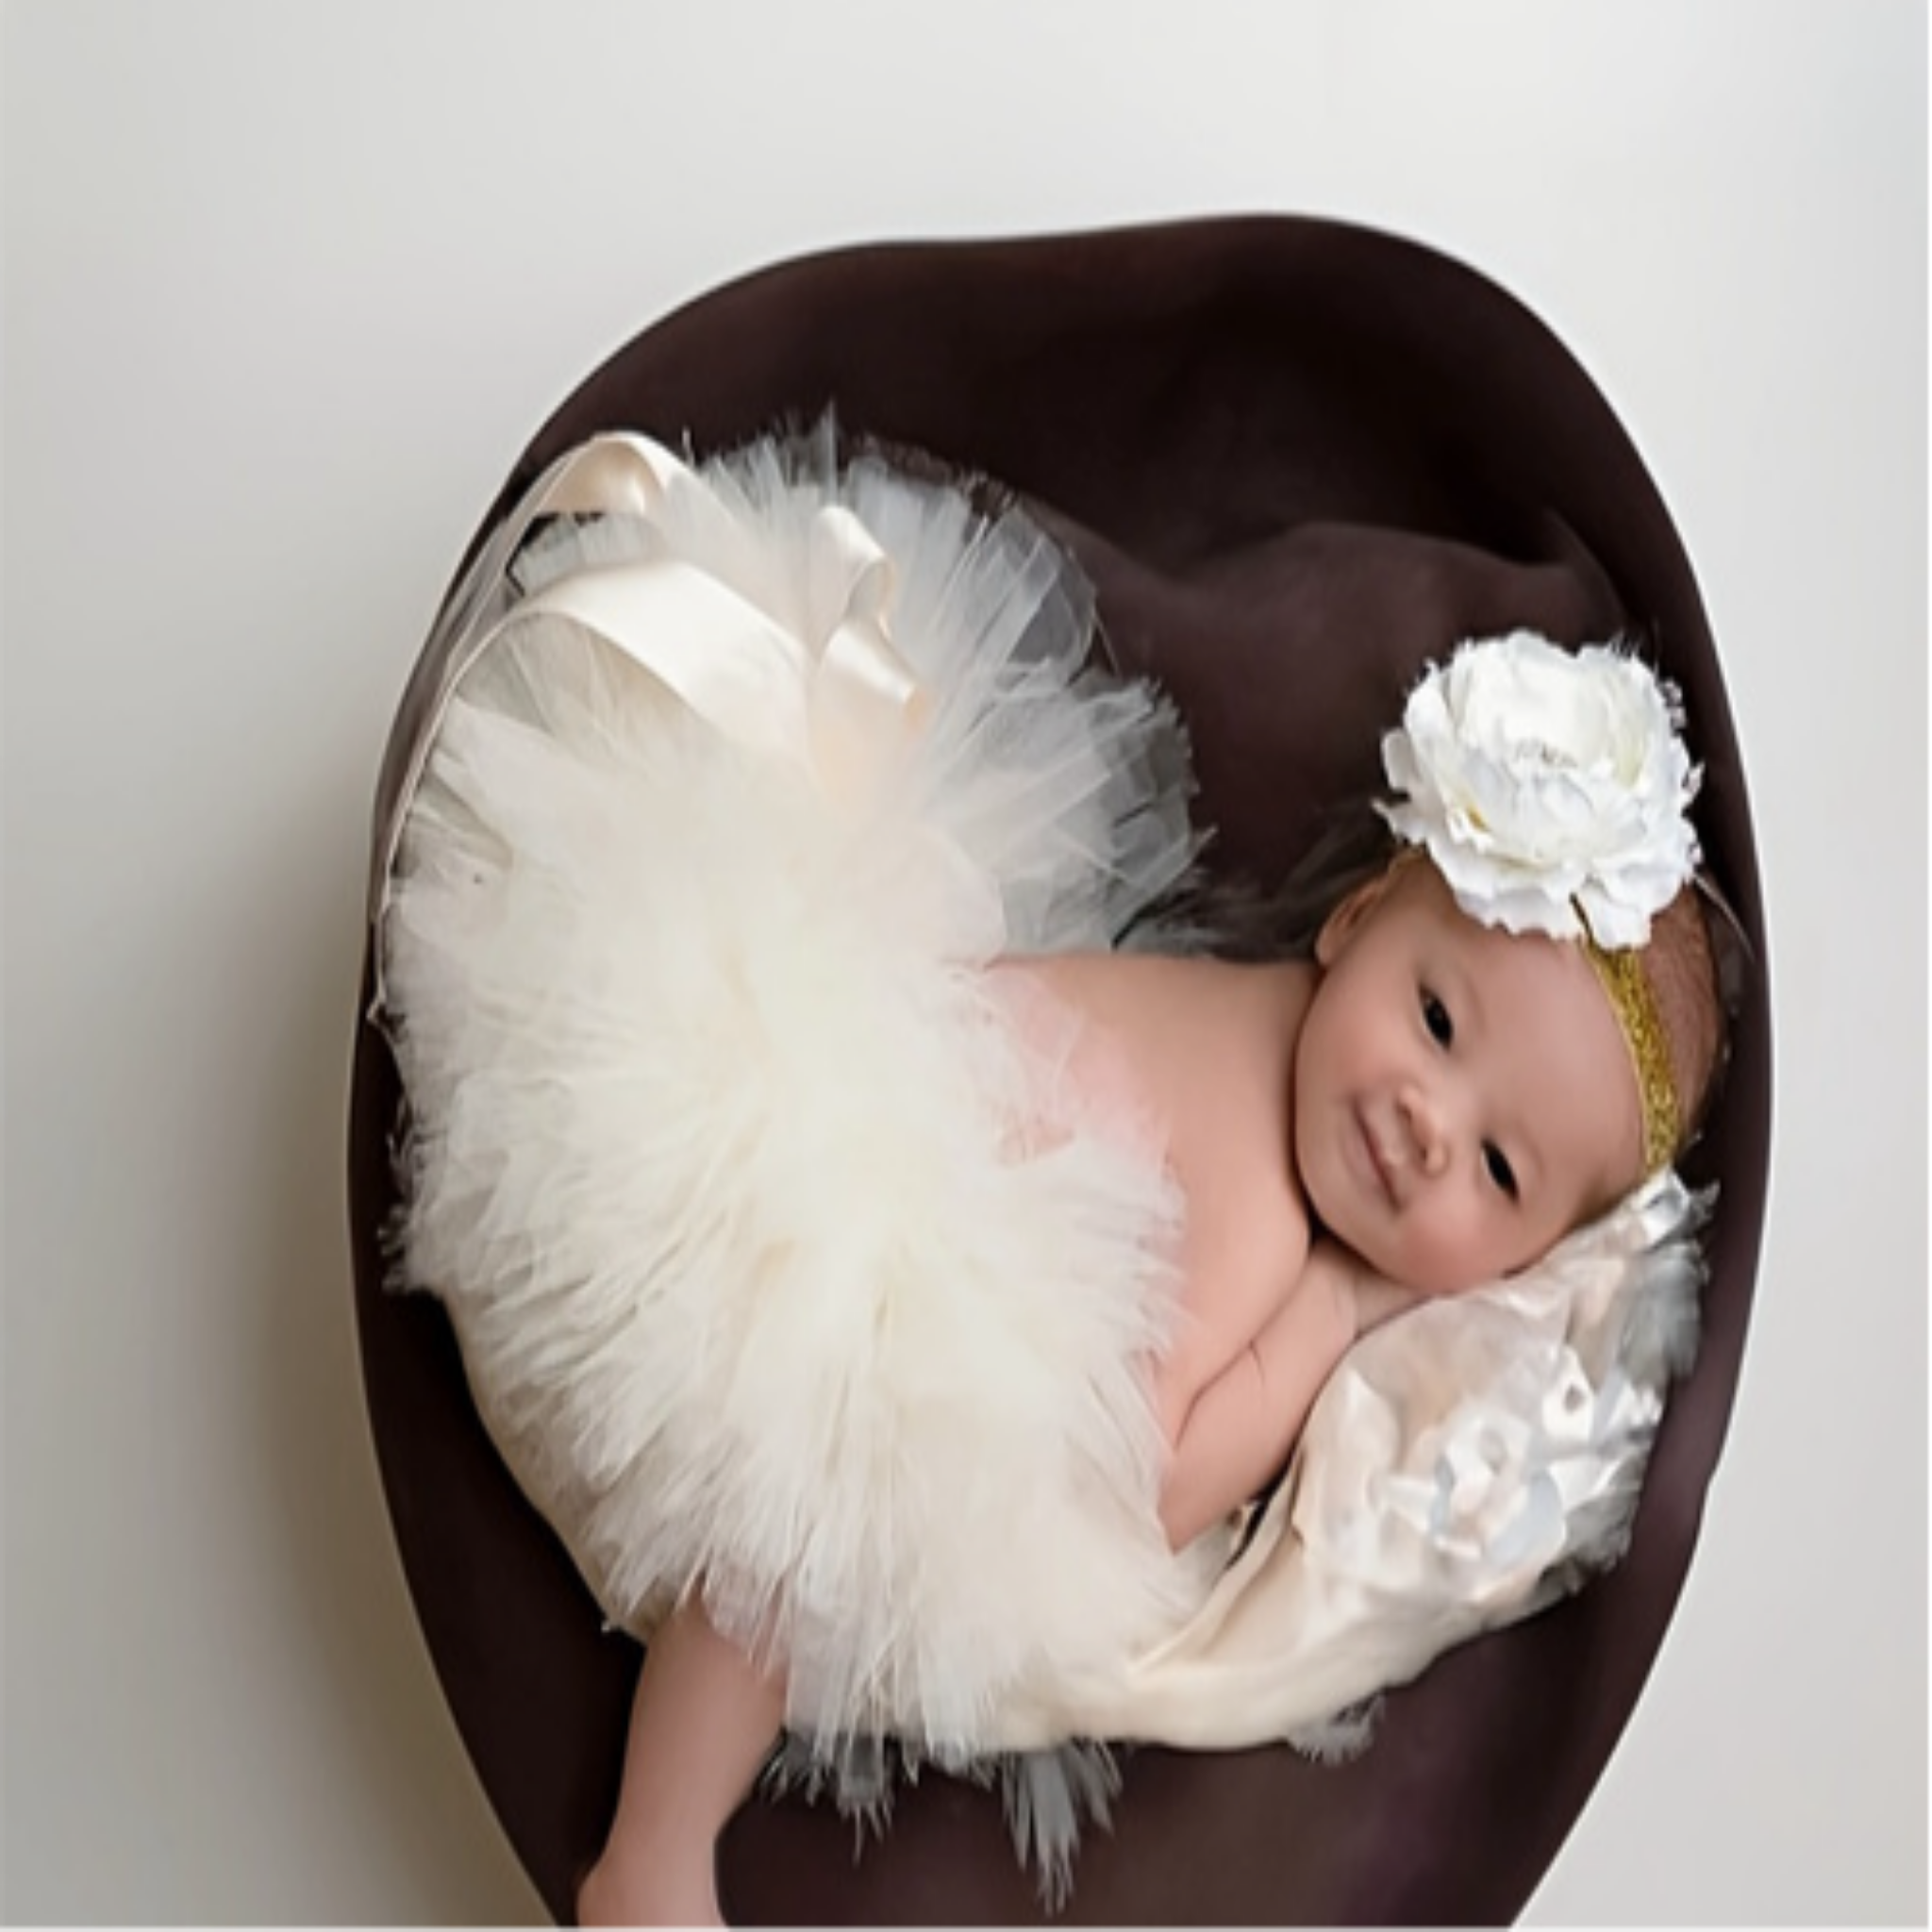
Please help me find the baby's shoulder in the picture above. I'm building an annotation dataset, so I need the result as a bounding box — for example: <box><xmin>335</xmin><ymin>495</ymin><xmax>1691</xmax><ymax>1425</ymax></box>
<box><xmin>998</xmin><ymin>951</ymin><xmax>1310</xmax><ymax>1146</ymax></box>
<box><xmin>1007</xmin><ymin>949</ymin><xmax>1322</xmax><ymax>1375</ymax></box>
<box><xmin>992</xmin><ymin>950</ymin><xmax>1314</xmax><ymax>1229</ymax></box>
<box><xmin>1006</xmin><ymin>949</ymin><xmax>1313</xmax><ymax>1061</ymax></box>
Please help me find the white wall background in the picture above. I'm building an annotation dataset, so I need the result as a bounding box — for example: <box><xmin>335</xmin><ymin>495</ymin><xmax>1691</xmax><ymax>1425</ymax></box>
<box><xmin>4</xmin><ymin>0</ymin><xmax>1923</xmax><ymax>1922</ymax></box>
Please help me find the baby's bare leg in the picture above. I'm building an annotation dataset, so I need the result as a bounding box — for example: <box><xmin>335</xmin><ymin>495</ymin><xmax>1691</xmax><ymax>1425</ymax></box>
<box><xmin>577</xmin><ymin>1596</ymin><xmax>786</xmax><ymax>1927</ymax></box>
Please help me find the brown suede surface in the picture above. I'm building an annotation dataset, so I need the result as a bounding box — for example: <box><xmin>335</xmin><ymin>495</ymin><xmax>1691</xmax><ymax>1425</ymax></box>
<box><xmin>351</xmin><ymin>216</ymin><xmax>1770</xmax><ymax>1924</ymax></box>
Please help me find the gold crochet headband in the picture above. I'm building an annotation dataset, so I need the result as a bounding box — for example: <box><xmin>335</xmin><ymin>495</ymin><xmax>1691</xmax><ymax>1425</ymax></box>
<box><xmin>1583</xmin><ymin>941</ymin><xmax>1680</xmax><ymax>1176</ymax></box>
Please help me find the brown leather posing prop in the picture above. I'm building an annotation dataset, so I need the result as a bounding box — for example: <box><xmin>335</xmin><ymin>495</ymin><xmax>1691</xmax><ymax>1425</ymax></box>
<box><xmin>349</xmin><ymin>217</ymin><xmax>1770</xmax><ymax>1924</ymax></box>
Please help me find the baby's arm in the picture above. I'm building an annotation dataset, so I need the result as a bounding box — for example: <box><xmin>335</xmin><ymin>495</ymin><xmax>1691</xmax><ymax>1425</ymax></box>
<box><xmin>1158</xmin><ymin>1244</ymin><xmax>1361</xmax><ymax>1550</ymax></box>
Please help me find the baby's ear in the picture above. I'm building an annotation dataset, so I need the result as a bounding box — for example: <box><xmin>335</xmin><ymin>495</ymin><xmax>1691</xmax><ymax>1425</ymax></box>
<box><xmin>1314</xmin><ymin>870</ymin><xmax>1394</xmax><ymax>966</ymax></box>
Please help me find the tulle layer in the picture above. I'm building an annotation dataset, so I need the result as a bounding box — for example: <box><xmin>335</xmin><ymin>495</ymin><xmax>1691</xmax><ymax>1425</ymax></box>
<box><xmin>379</xmin><ymin>430</ymin><xmax>1224</xmax><ymax>1761</ymax></box>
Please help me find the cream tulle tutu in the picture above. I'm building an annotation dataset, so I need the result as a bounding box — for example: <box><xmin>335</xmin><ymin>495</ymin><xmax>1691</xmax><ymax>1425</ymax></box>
<box><xmin>379</xmin><ymin>425</ymin><xmax>1227</xmax><ymax>1769</ymax></box>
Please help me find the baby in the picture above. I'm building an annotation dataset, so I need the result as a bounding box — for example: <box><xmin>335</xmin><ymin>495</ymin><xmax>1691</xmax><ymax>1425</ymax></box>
<box><xmin>1013</xmin><ymin>852</ymin><xmax>1717</xmax><ymax>1554</ymax></box>
<box><xmin>578</xmin><ymin>854</ymin><xmax>1722</xmax><ymax>1928</ymax></box>
<box><xmin>371</xmin><ymin>429</ymin><xmax>1724</xmax><ymax>1929</ymax></box>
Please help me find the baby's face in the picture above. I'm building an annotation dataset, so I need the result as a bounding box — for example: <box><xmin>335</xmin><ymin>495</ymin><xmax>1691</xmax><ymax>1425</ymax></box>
<box><xmin>1294</xmin><ymin>859</ymin><xmax>1643</xmax><ymax>1295</ymax></box>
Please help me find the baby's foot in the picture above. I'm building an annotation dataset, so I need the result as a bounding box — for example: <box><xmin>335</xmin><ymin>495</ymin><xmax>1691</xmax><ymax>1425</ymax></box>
<box><xmin>576</xmin><ymin>1849</ymin><xmax>722</xmax><ymax>1927</ymax></box>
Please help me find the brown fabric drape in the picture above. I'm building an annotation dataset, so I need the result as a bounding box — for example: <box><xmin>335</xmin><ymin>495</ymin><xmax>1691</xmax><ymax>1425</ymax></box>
<box><xmin>351</xmin><ymin>216</ymin><xmax>1770</xmax><ymax>1924</ymax></box>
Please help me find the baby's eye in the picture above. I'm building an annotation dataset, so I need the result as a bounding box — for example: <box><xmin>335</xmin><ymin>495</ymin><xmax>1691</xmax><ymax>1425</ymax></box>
<box><xmin>1421</xmin><ymin>990</ymin><xmax>1453</xmax><ymax>1045</ymax></box>
<box><xmin>1483</xmin><ymin>1142</ymin><xmax>1519</xmax><ymax>1198</ymax></box>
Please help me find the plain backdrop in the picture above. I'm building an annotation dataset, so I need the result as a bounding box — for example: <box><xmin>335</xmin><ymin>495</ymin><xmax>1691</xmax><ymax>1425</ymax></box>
<box><xmin>3</xmin><ymin>1</ymin><xmax>1924</xmax><ymax>1923</ymax></box>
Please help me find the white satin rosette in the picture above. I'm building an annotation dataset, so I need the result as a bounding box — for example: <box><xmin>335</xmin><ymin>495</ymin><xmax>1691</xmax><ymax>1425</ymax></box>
<box><xmin>1377</xmin><ymin>630</ymin><xmax>1702</xmax><ymax>948</ymax></box>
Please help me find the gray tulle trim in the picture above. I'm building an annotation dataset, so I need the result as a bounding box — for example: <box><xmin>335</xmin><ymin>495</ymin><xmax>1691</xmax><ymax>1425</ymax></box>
<box><xmin>760</xmin><ymin>1730</ymin><xmax>1124</xmax><ymax>1910</ymax></box>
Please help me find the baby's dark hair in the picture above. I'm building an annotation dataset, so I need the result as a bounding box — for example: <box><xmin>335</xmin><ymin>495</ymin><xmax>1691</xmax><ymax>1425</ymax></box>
<box><xmin>1123</xmin><ymin>800</ymin><xmax>1397</xmax><ymax>966</ymax></box>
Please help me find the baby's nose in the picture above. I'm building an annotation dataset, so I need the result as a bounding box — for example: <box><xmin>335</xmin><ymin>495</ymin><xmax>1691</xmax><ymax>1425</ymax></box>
<box><xmin>1399</xmin><ymin>1083</ymin><xmax>1450</xmax><ymax>1176</ymax></box>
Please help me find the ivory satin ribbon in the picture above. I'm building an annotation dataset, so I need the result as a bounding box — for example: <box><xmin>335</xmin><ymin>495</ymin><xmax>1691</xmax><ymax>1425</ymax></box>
<box><xmin>370</xmin><ymin>433</ymin><xmax>928</xmax><ymax>964</ymax></box>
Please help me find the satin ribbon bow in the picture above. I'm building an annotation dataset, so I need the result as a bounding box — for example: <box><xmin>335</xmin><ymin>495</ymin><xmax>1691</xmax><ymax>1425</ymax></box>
<box><xmin>370</xmin><ymin>433</ymin><xmax>929</xmax><ymax>946</ymax></box>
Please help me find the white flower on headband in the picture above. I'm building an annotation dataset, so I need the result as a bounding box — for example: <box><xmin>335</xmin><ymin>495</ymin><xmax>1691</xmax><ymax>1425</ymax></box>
<box><xmin>1378</xmin><ymin>631</ymin><xmax>1701</xmax><ymax>948</ymax></box>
